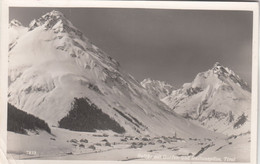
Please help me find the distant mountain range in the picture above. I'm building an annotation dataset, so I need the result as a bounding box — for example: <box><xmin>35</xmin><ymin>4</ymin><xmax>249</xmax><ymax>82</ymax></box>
<box><xmin>141</xmin><ymin>78</ymin><xmax>175</xmax><ymax>99</ymax></box>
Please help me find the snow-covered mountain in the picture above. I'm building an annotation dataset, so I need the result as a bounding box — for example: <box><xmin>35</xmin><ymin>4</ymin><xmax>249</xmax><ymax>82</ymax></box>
<box><xmin>9</xmin><ymin>19</ymin><xmax>28</xmax><ymax>51</ymax></box>
<box><xmin>141</xmin><ymin>78</ymin><xmax>175</xmax><ymax>99</ymax></box>
<box><xmin>162</xmin><ymin>62</ymin><xmax>251</xmax><ymax>135</ymax></box>
<box><xmin>8</xmin><ymin>10</ymin><xmax>214</xmax><ymax>137</ymax></box>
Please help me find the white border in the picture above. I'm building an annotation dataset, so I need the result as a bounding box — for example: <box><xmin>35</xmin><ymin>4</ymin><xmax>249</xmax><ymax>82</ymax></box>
<box><xmin>0</xmin><ymin>1</ymin><xmax>258</xmax><ymax>164</ymax></box>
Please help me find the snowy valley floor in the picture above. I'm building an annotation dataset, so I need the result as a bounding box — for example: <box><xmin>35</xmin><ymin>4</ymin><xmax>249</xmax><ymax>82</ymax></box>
<box><xmin>7</xmin><ymin>127</ymin><xmax>250</xmax><ymax>162</ymax></box>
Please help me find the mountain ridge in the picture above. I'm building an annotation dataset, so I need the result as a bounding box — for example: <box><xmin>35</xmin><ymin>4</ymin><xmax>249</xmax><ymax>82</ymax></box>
<box><xmin>161</xmin><ymin>62</ymin><xmax>251</xmax><ymax>135</ymax></box>
<box><xmin>141</xmin><ymin>78</ymin><xmax>175</xmax><ymax>99</ymax></box>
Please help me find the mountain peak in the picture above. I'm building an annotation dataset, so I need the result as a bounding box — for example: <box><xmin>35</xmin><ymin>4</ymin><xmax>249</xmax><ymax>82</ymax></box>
<box><xmin>141</xmin><ymin>78</ymin><xmax>173</xmax><ymax>87</ymax></box>
<box><xmin>40</xmin><ymin>10</ymin><xmax>66</xmax><ymax>23</ymax></box>
<box><xmin>162</xmin><ymin>63</ymin><xmax>251</xmax><ymax>135</ymax></box>
<box><xmin>141</xmin><ymin>78</ymin><xmax>175</xmax><ymax>99</ymax></box>
<box><xmin>28</xmin><ymin>10</ymin><xmax>74</xmax><ymax>33</ymax></box>
<box><xmin>9</xmin><ymin>19</ymin><xmax>23</xmax><ymax>27</ymax></box>
<box><xmin>209</xmin><ymin>62</ymin><xmax>250</xmax><ymax>91</ymax></box>
<box><xmin>44</xmin><ymin>10</ymin><xmax>65</xmax><ymax>18</ymax></box>
<box><xmin>212</xmin><ymin>62</ymin><xmax>232</xmax><ymax>76</ymax></box>
<box><xmin>141</xmin><ymin>78</ymin><xmax>152</xmax><ymax>84</ymax></box>
<box><xmin>213</xmin><ymin>62</ymin><xmax>221</xmax><ymax>67</ymax></box>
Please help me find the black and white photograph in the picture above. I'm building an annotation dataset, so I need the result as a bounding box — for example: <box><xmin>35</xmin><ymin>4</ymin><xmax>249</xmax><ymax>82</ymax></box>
<box><xmin>1</xmin><ymin>1</ymin><xmax>258</xmax><ymax>163</ymax></box>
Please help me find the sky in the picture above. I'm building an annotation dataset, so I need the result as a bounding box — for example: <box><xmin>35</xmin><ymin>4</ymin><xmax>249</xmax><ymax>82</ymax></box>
<box><xmin>9</xmin><ymin>7</ymin><xmax>253</xmax><ymax>88</ymax></box>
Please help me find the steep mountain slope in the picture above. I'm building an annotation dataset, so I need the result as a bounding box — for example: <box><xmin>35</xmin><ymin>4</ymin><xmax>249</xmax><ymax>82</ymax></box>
<box><xmin>141</xmin><ymin>78</ymin><xmax>175</xmax><ymax>99</ymax></box>
<box><xmin>162</xmin><ymin>62</ymin><xmax>251</xmax><ymax>135</ymax></box>
<box><xmin>9</xmin><ymin>19</ymin><xmax>28</xmax><ymax>51</ymax></box>
<box><xmin>8</xmin><ymin>10</ymin><xmax>214</xmax><ymax>138</ymax></box>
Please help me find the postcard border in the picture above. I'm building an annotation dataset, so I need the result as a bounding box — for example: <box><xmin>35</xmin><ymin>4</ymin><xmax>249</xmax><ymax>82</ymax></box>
<box><xmin>0</xmin><ymin>1</ymin><xmax>258</xmax><ymax>164</ymax></box>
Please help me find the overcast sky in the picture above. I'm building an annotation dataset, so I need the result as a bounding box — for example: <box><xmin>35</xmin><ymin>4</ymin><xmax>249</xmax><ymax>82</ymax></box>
<box><xmin>9</xmin><ymin>7</ymin><xmax>253</xmax><ymax>87</ymax></box>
